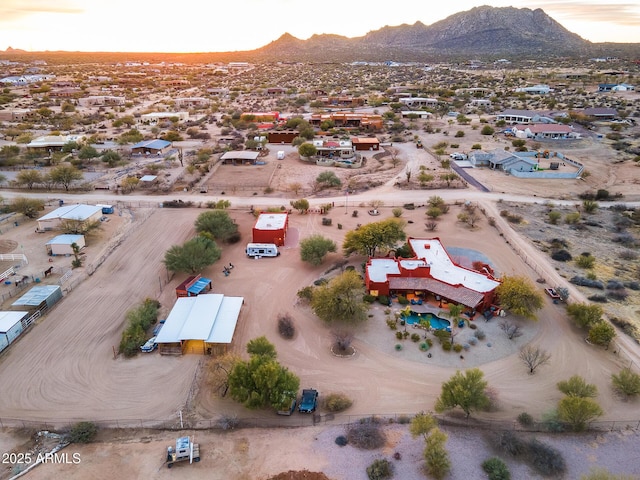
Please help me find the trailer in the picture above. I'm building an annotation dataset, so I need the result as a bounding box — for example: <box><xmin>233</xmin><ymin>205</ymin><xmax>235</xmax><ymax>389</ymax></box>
<box><xmin>246</xmin><ymin>243</ymin><xmax>280</xmax><ymax>258</ymax></box>
<box><xmin>166</xmin><ymin>436</ymin><xmax>200</xmax><ymax>468</ymax></box>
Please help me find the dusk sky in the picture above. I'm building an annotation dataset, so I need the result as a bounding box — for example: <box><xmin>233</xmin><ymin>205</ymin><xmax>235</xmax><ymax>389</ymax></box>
<box><xmin>1</xmin><ymin>0</ymin><xmax>639</xmax><ymax>53</ymax></box>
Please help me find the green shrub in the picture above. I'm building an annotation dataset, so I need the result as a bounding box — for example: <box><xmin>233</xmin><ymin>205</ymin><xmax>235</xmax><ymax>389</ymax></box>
<box><xmin>335</xmin><ymin>435</ymin><xmax>348</xmax><ymax>446</ymax></box>
<box><xmin>411</xmin><ymin>333</ymin><xmax>421</xmax><ymax>342</ymax></box>
<box><xmin>386</xmin><ymin>319</ymin><xmax>397</xmax><ymax>330</ymax></box>
<box><xmin>377</xmin><ymin>295</ymin><xmax>389</xmax><ymax>305</ymax></box>
<box><xmin>453</xmin><ymin>343</ymin><xmax>463</xmax><ymax>353</ymax></box>
<box><xmin>397</xmin><ymin>295</ymin><xmax>409</xmax><ymax>305</ymax></box>
<box><xmin>576</xmin><ymin>254</ymin><xmax>595</xmax><ymax>269</ymax></box>
<box><xmin>395</xmin><ymin>331</ymin><xmax>403</xmax><ymax>340</ymax></box>
<box><xmin>363</xmin><ymin>294</ymin><xmax>376</xmax><ymax>303</ymax></box>
<box><xmin>366</xmin><ymin>459</ymin><xmax>393</xmax><ymax>480</ymax></box>
<box><xmin>482</xmin><ymin>457</ymin><xmax>511</xmax><ymax>480</ymax></box>
<box><xmin>496</xmin><ymin>431</ymin><xmax>527</xmax><ymax>457</ymax></box>
<box><xmin>297</xmin><ymin>286</ymin><xmax>314</xmax><ymax>302</ymax></box>
<box><xmin>118</xmin><ymin>298</ymin><xmax>160</xmax><ymax>357</ymax></box>
<box><xmin>474</xmin><ymin>329</ymin><xmax>486</xmax><ymax>340</ymax></box>
<box><xmin>68</xmin><ymin>421</ymin><xmax>98</xmax><ymax>444</ymax></box>
<box><xmin>565</xmin><ymin>212</ymin><xmax>581</xmax><ymax>224</ymax></box>
<box><xmin>517</xmin><ymin>412</ymin><xmax>534</xmax><ymax>427</ymax></box>
<box><xmin>395</xmin><ymin>343</ymin><xmax>402</xmax><ymax>351</ymax></box>
<box><xmin>442</xmin><ymin>341</ymin><xmax>452</xmax><ymax>351</ymax></box>
<box><xmin>323</xmin><ymin>393</ymin><xmax>353</xmax><ymax>412</ymax></box>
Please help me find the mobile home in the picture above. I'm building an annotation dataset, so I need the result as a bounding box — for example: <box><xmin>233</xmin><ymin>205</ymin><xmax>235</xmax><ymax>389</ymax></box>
<box><xmin>246</xmin><ymin>243</ymin><xmax>280</xmax><ymax>258</ymax></box>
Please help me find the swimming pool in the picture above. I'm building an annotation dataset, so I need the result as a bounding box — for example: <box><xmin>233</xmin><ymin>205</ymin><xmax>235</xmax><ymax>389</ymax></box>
<box><xmin>404</xmin><ymin>313</ymin><xmax>451</xmax><ymax>331</ymax></box>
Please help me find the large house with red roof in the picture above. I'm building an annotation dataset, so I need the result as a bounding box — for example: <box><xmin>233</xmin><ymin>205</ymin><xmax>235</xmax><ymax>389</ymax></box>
<box><xmin>364</xmin><ymin>238</ymin><xmax>501</xmax><ymax>311</ymax></box>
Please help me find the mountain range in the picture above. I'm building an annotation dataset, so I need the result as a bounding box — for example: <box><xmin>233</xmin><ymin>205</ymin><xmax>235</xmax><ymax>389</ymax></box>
<box><xmin>2</xmin><ymin>6</ymin><xmax>637</xmax><ymax>63</ymax></box>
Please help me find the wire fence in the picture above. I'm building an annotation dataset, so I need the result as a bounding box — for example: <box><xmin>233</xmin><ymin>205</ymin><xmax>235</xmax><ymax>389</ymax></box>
<box><xmin>1</xmin><ymin>412</ymin><xmax>638</xmax><ymax>435</ymax></box>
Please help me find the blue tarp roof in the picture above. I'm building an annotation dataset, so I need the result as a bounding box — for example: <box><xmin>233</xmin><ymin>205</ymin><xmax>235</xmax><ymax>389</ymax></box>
<box><xmin>187</xmin><ymin>277</ymin><xmax>211</xmax><ymax>295</ymax></box>
<box><xmin>131</xmin><ymin>139</ymin><xmax>171</xmax><ymax>150</ymax></box>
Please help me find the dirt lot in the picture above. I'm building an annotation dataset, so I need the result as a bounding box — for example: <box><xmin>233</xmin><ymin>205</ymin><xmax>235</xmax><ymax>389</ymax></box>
<box><xmin>1</xmin><ymin>199</ymin><xmax>639</xmax><ymax>479</ymax></box>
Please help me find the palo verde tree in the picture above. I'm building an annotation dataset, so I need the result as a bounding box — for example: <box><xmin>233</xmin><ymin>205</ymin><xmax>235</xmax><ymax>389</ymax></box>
<box><xmin>9</xmin><ymin>197</ymin><xmax>45</xmax><ymax>218</ymax></box>
<box><xmin>435</xmin><ymin>368</ymin><xmax>490</xmax><ymax>418</ymax></box>
<box><xmin>300</xmin><ymin>234</ymin><xmax>337</xmax><ymax>266</ymax></box>
<box><xmin>194</xmin><ymin>209</ymin><xmax>239</xmax><ymax>243</ymax></box>
<box><xmin>290</xmin><ymin>198</ymin><xmax>309</xmax><ymax>213</ymax></box>
<box><xmin>228</xmin><ymin>336</ymin><xmax>300</xmax><ymax>411</ymax></box>
<box><xmin>495</xmin><ymin>275</ymin><xmax>544</xmax><ymax>320</ymax></box>
<box><xmin>48</xmin><ymin>165</ymin><xmax>83</xmax><ymax>191</ymax></box>
<box><xmin>567</xmin><ymin>303</ymin><xmax>603</xmax><ymax>329</ymax></box>
<box><xmin>163</xmin><ymin>235</ymin><xmax>222</xmax><ymax>274</ymax></box>
<box><xmin>15</xmin><ymin>169</ymin><xmax>44</xmax><ymax>189</ymax></box>
<box><xmin>311</xmin><ymin>269</ymin><xmax>368</xmax><ymax>328</ymax></box>
<box><xmin>343</xmin><ymin>218</ymin><xmax>406</xmax><ymax>257</ymax></box>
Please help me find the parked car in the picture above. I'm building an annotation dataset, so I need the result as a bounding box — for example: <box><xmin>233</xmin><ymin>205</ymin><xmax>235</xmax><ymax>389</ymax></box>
<box><xmin>449</xmin><ymin>152</ymin><xmax>467</xmax><ymax>160</ymax></box>
<box><xmin>152</xmin><ymin>320</ymin><xmax>165</xmax><ymax>336</ymax></box>
<box><xmin>298</xmin><ymin>389</ymin><xmax>318</xmax><ymax>413</ymax></box>
<box><xmin>141</xmin><ymin>336</ymin><xmax>158</xmax><ymax>353</ymax></box>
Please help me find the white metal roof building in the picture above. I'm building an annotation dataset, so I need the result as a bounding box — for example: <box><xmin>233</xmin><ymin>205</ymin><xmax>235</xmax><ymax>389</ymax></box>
<box><xmin>37</xmin><ymin>204</ymin><xmax>102</xmax><ymax>231</ymax></box>
<box><xmin>155</xmin><ymin>294</ymin><xmax>244</xmax><ymax>355</ymax></box>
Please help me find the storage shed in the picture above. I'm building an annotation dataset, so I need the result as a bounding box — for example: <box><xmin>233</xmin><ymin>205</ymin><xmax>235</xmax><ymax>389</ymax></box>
<box><xmin>0</xmin><ymin>311</ymin><xmax>29</xmax><ymax>354</ymax></box>
<box><xmin>130</xmin><ymin>139</ymin><xmax>172</xmax><ymax>155</ymax></box>
<box><xmin>175</xmin><ymin>275</ymin><xmax>212</xmax><ymax>298</ymax></box>
<box><xmin>12</xmin><ymin>285</ymin><xmax>63</xmax><ymax>311</ymax></box>
<box><xmin>45</xmin><ymin>234</ymin><xmax>85</xmax><ymax>256</ymax></box>
<box><xmin>155</xmin><ymin>294</ymin><xmax>243</xmax><ymax>355</ymax></box>
<box><xmin>252</xmin><ymin>212</ymin><xmax>288</xmax><ymax>246</ymax></box>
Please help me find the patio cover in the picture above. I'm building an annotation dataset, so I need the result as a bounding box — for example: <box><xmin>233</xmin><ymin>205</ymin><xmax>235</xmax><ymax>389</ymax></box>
<box><xmin>388</xmin><ymin>277</ymin><xmax>484</xmax><ymax>308</ymax></box>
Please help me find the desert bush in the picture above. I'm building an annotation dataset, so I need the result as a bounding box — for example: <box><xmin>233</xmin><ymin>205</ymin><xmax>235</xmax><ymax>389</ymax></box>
<box><xmin>517</xmin><ymin>412</ymin><xmax>534</xmax><ymax>427</ymax></box>
<box><xmin>576</xmin><ymin>254</ymin><xmax>596</xmax><ymax>269</ymax></box>
<box><xmin>377</xmin><ymin>295</ymin><xmax>390</xmax><ymax>305</ymax></box>
<box><xmin>386</xmin><ymin>319</ymin><xmax>397</xmax><ymax>330</ymax></box>
<box><xmin>462</xmin><ymin>343</ymin><xmax>470</xmax><ymax>351</ymax></box>
<box><xmin>607</xmin><ymin>289</ymin><xmax>629</xmax><ymax>301</ymax></box>
<box><xmin>347</xmin><ymin>418</ymin><xmax>386</xmax><ymax>450</ymax></box>
<box><xmin>297</xmin><ymin>286</ymin><xmax>314</xmax><ymax>302</ymax></box>
<box><xmin>548</xmin><ymin>210</ymin><xmax>562</xmax><ymax>224</ymax></box>
<box><xmin>482</xmin><ymin>457</ymin><xmax>511</xmax><ymax>480</ymax></box>
<box><xmin>468</xmin><ymin>337</ymin><xmax>478</xmax><ymax>346</ymax></box>
<box><xmin>397</xmin><ymin>295</ymin><xmax>409</xmax><ymax>305</ymax></box>
<box><xmin>217</xmin><ymin>414</ymin><xmax>239</xmax><ymax>430</ymax></box>
<box><xmin>395</xmin><ymin>331</ymin><xmax>403</xmax><ymax>340</ymax></box>
<box><xmin>411</xmin><ymin>333</ymin><xmax>421</xmax><ymax>342</ymax></box>
<box><xmin>68</xmin><ymin>421</ymin><xmax>98</xmax><ymax>444</ymax></box>
<box><xmin>392</xmin><ymin>207</ymin><xmax>403</xmax><ymax>217</ymax></box>
<box><xmin>588</xmin><ymin>294</ymin><xmax>608</xmax><ymax>303</ymax></box>
<box><xmin>277</xmin><ymin>313</ymin><xmax>295</xmax><ymax>339</ymax></box>
<box><xmin>612</xmin><ymin>233</ymin><xmax>637</xmax><ymax>246</ymax></box>
<box><xmin>335</xmin><ymin>435</ymin><xmax>348</xmax><ymax>446</ymax></box>
<box><xmin>595</xmin><ymin>189</ymin><xmax>610</xmax><ymax>200</ymax></box>
<box><xmin>453</xmin><ymin>343</ymin><xmax>463</xmax><ymax>353</ymax></box>
<box><xmin>625</xmin><ymin>281</ymin><xmax>640</xmax><ymax>291</ymax></box>
<box><xmin>495</xmin><ymin>431</ymin><xmax>526</xmax><ymax>457</ymax></box>
<box><xmin>363</xmin><ymin>294</ymin><xmax>376</xmax><ymax>303</ymax></box>
<box><xmin>323</xmin><ymin>393</ymin><xmax>353</xmax><ymax>412</ymax></box>
<box><xmin>570</xmin><ymin>276</ymin><xmax>604</xmax><ymax>289</ymax></box>
<box><xmin>607</xmin><ymin>280</ymin><xmax>625</xmax><ymax>290</ymax></box>
<box><xmin>565</xmin><ymin>212</ymin><xmax>581</xmax><ymax>224</ymax></box>
<box><xmin>474</xmin><ymin>329</ymin><xmax>486</xmax><ymax>340</ymax></box>
<box><xmin>366</xmin><ymin>459</ymin><xmax>393</xmax><ymax>480</ymax></box>
<box><xmin>527</xmin><ymin>439</ymin><xmax>566</xmax><ymax>477</ymax></box>
<box><xmin>611</xmin><ymin>368</ymin><xmax>640</xmax><ymax>398</ymax></box>
<box><xmin>610</xmin><ymin>317</ymin><xmax>640</xmax><ymax>339</ymax></box>
<box><xmin>442</xmin><ymin>341</ymin><xmax>452</xmax><ymax>351</ymax></box>
<box><xmin>551</xmin><ymin>250</ymin><xmax>572</xmax><ymax>262</ymax></box>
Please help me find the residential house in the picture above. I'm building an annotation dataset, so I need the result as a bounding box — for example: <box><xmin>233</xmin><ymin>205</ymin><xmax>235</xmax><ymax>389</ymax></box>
<box><xmin>511</xmin><ymin>124</ymin><xmax>578</xmax><ymax>140</ymax></box>
<box><xmin>399</xmin><ymin>97</ymin><xmax>438</xmax><ymax>108</ymax></box>
<box><xmin>364</xmin><ymin>237</ymin><xmax>500</xmax><ymax>311</ymax></box>
<box><xmin>583</xmin><ymin>107</ymin><xmax>617</xmax><ymax>119</ymax></box>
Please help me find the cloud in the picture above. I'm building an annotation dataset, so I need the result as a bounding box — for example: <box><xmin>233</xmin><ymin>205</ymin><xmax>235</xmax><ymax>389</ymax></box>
<box><xmin>531</xmin><ymin>1</ymin><xmax>640</xmax><ymax>26</ymax></box>
<box><xmin>0</xmin><ymin>0</ymin><xmax>84</xmax><ymax>22</ymax></box>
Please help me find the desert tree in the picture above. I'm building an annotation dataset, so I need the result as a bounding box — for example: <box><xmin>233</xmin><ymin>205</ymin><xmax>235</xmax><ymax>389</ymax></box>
<box><xmin>195</xmin><ymin>209</ymin><xmax>239</xmax><ymax>243</ymax></box>
<box><xmin>410</xmin><ymin>412</ymin><xmax>438</xmax><ymax>440</ymax></box>
<box><xmin>557</xmin><ymin>396</ymin><xmax>603</xmax><ymax>431</ymax></box>
<box><xmin>588</xmin><ymin>321</ymin><xmax>616</xmax><ymax>349</ymax></box>
<box><xmin>48</xmin><ymin>165</ymin><xmax>83</xmax><ymax>191</ymax></box>
<box><xmin>290</xmin><ymin>198</ymin><xmax>309</xmax><ymax>213</ymax></box>
<box><xmin>500</xmin><ymin>320</ymin><xmax>523</xmax><ymax>340</ymax></box>
<box><xmin>315</xmin><ymin>170</ymin><xmax>341</xmax><ymax>188</ymax></box>
<box><xmin>120</xmin><ymin>176</ymin><xmax>139</xmax><ymax>193</ymax></box>
<box><xmin>228</xmin><ymin>336</ymin><xmax>300</xmax><ymax>411</ymax></box>
<box><xmin>567</xmin><ymin>303</ymin><xmax>603</xmax><ymax>329</ymax></box>
<box><xmin>163</xmin><ymin>235</ymin><xmax>222</xmax><ymax>274</ymax></box>
<box><xmin>343</xmin><ymin>218</ymin><xmax>406</xmax><ymax>257</ymax></box>
<box><xmin>9</xmin><ymin>197</ymin><xmax>45</xmax><ymax>218</ymax></box>
<box><xmin>297</xmin><ymin>142</ymin><xmax>317</xmax><ymax>157</ymax></box>
<box><xmin>15</xmin><ymin>169</ymin><xmax>43</xmax><ymax>189</ymax></box>
<box><xmin>288</xmin><ymin>182</ymin><xmax>303</xmax><ymax>195</ymax></box>
<box><xmin>519</xmin><ymin>344</ymin><xmax>551</xmax><ymax>374</ymax></box>
<box><xmin>496</xmin><ymin>275</ymin><xmax>544</xmax><ymax>320</ymax></box>
<box><xmin>310</xmin><ymin>269</ymin><xmax>367</xmax><ymax>328</ymax></box>
<box><xmin>435</xmin><ymin>368</ymin><xmax>490</xmax><ymax>418</ymax></box>
<box><xmin>209</xmin><ymin>351</ymin><xmax>241</xmax><ymax>397</ymax></box>
<box><xmin>299</xmin><ymin>234</ymin><xmax>337</xmax><ymax>266</ymax></box>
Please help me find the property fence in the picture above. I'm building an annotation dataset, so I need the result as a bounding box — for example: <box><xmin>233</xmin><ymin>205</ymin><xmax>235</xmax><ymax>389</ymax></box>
<box><xmin>1</xmin><ymin>412</ymin><xmax>638</xmax><ymax>435</ymax></box>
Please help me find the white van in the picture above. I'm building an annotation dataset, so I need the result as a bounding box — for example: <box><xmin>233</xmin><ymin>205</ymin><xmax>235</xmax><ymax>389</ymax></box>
<box><xmin>246</xmin><ymin>243</ymin><xmax>280</xmax><ymax>258</ymax></box>
<box><xmin>276</xmin><ymin>151</ymin><xmax>285</xmax><ymax>160</ymax></box>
